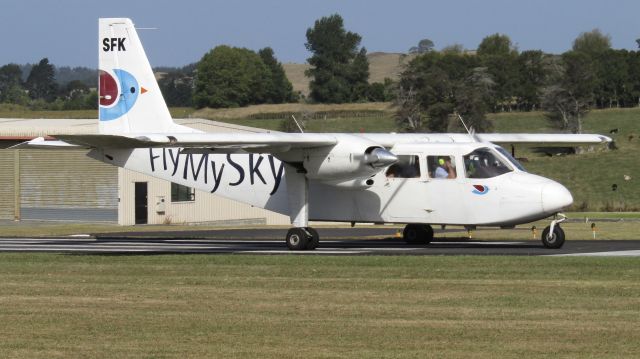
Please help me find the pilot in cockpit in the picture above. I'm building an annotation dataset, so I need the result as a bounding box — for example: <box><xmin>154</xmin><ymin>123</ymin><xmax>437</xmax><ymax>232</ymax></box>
<box><xmin>435</xmin><ymin>157</ymin><xmax>456</xmax><ymax>179</ymax></box>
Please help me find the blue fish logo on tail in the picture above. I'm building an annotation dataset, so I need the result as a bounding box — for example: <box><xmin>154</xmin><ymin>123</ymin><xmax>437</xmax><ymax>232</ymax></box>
<box><xmin>99</xmin><ymin>69</ymin><xmax>147</xmax><ymax>121</ymax></box>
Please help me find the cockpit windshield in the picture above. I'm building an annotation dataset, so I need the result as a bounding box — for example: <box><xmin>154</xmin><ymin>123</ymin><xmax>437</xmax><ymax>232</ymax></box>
<box><xmin>494</xmin><ymin>146</ymin><xmax>526</xmax><ymax>172</ymax></box>
<box><xmin>464</xmin><ymin>147</ymin><xmax>513</xmax><ymax>179</ymax></box>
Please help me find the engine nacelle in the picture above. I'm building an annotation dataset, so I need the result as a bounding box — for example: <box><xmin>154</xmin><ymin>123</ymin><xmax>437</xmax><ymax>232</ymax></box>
<box><xmin>303</xmin><ymin>134</ymin><xmax>397</xmax><ymax>181</ymax></box>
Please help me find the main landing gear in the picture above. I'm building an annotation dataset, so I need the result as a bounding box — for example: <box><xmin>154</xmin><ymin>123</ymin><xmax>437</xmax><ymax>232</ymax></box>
<box><xmin>285</xmin><ymin>227</ymin><xmax>319</xmax><ymax>250</ymax></box>
<box><xmin>284</xmin><ymin>165</ymin><xmax>320</xmax><ymax>251</ymax></box>
<box><xmin>403</xmin><ymin>224</ymin><xmax>434</xmax><ymax>245</ymax></box>
<box><xmin>541</xmin><ymin>213</ymin><xmax>566</xmax><ymax>249</ymax></box>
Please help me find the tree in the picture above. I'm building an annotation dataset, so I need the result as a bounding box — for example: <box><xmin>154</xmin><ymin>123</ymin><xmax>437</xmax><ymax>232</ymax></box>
<box><xmin>409</xmin><ymin>38</ymin><xmax>435</xmax><ymax>54</ymax></box>
<box><xmin>25</xmin><ymin>58</ymin><xmax>58</xmax><ymax>102</ymax></box>
<box><xmin>477</xmin><ymin>34</ymin><xmax>519</xmax><ymax>111</ymax></box>
<box><xmin>0</xmin><ymin>64</ymin><xmax>27</xmax><ymax>104</ymax></box>
<box><xmin>596</xmin><ymin>49</ymin><xmax>629</xmax><ymax>108</ymax></box>
<box><xmin>194</xmin><ymin>46</ymin><xmax>269</xmax><ymax>108</ymax></box>
<box><xmin>572</xmin><ymin>29</ymin><xmax>611</xmax><ymax>56</ymax></box>
<box><xmin>515</xmin><ymin>50</ymin><xmax>548</xmax><ymax>110</ymax></box>
<box><xmin>441</xmin><ymin>44</ymin><xmax>464</xmax><ymax>55</ymax></box>
<box><xmin>393</xmin><ymin>86</ymin><xmax>426</xmax><ymax>132</ymax></box>
<box><xmin>477</xmin><ymin>33</ymin><xmax>516</xmax><ymax>57</ymax></box>
<box><xmin>396</xmin><ymin>51</ymin><xmax>493</xmax><ymax>133</ymax></box>
<box><xmin>542</xmin><ymin>51</ymin><xmax>594</xmax><ymax>133</ymax></box>
<box><xmin>158</xmin><ymin>70</ymin><xmax>194</xmax><ymax>107</ymax></box>
<box><xmin>454</xmin><ymin>67</ymin><xmax>494</xmax><ymax>132</ymax></box>
<box><xmin>305</xmin><ymin>14</ymin><xmax>369</xmax><ymax>103</ymax></box>
<box><xmin>258</xmin><ymin>47</ymin><xmax>296</xmax><ymax>103</ymax></box>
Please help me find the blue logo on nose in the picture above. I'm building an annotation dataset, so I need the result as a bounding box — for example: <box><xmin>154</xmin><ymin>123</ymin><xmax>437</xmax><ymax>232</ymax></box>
<box><xmin>472</xmin><ymin>185</ymin><xmax>489</xmax><ymax>195</ymax></box>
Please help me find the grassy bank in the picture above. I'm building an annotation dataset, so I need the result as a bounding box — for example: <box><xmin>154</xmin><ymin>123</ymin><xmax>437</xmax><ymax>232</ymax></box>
<box><xmin>0</xmin><ymin>254</ymin><xmax>638</xmax><ymax>358</ymax></box>
<box><xmin>0</xmin><ymin>104</ymin><xmax>195</xmax><ymax>119</ymax></box>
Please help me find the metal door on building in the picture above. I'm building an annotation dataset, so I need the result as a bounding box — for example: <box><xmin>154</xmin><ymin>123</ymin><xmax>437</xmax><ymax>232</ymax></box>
<box><xmin>0</xmin><ymin>150</ymin><xmax>16</xmax><ymax>220</ymax></box>
<box><xmin>19</xmin><ymin>149</ymin><xmax>118</xmax><ymax>222</ymax></box>
<box><xmin>134</xmin><ymin>182</ymin><xmax>148</xmax><ymax>224</ymax></box>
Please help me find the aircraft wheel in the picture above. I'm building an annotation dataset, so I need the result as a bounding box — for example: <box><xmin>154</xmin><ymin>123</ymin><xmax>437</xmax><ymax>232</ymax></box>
<box><xmin>286</xmin><ymin>228</ymin><xmax>311</xmax><ymax>250</ymax></box>
<box><xmin>306</xmin><ymin>227</ymin><xmax>320</xmax><ymax>250</ymax></box>
<box><xmin>403</xmin><ymin>224</ymin><xmax>433</xmax><ymax>245</ymax></box>
<box><xmin>541</xmin><ymin>225</ymin><xmax>565</xmax><ymax>249</ymax></box>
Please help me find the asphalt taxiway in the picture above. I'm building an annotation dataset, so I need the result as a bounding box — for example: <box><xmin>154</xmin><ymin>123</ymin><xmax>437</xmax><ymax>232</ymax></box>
<box><xmin>1</xmin><ymin>228</ymin><xmax>639</xmax><ymax>256</ymax></box>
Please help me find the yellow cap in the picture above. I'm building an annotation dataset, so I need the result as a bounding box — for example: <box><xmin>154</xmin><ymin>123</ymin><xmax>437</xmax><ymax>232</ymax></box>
<box><xmin>438</xmin><ymin>158</ymin><xmax>445</xmax><ymax>165</ymax></box>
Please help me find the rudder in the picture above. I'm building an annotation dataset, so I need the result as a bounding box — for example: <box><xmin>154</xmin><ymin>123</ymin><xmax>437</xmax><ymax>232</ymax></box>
<box><xmin>98</xmin><ymin>18</ymin><xmax>187</xmax><ymax>134</ymax></box>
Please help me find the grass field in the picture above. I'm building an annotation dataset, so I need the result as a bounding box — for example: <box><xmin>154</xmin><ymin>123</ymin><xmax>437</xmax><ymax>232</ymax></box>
<box><xmin>0</xmin><ymin>254</ymin><xmax>638</xmax><ymax>358</ymax></box>
<box><xmin>0</xmin><ymin>104</ymin><xmax>195</xmax><ymax>119</ymax></box>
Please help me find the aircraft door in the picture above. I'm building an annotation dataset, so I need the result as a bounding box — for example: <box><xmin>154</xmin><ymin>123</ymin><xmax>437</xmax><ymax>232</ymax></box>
<box><xmin>422</xmin><ymin>155</ymin><xmax>466</xmax><ymax>224</ymax></box>
<box><xmin>382</xmin><ymin>155</ymin><xmax>429</xmax><ymax>220</ymax></box>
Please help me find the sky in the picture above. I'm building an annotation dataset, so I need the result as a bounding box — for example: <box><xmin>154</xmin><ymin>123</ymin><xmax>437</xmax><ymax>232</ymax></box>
<box><xmin>2</xmin><ymin>0</ymin><xmax>640</xmax><ymax>68</ymax></box>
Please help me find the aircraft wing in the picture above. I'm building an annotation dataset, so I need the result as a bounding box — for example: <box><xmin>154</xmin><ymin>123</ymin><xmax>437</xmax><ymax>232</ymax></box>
<box><xmin>12</xmin><ymin>132</ymin><xmax>611</xmax><ymax>152</ymax></box>
<box><xmin>13</xmin><ymin>133</ymin><xmax>338</xmax><ymax>152</ymax></box>
<box><xmin>475</xmin><ymin>133</ymin><xmax>612</xmax><ymax>147</ymax></box>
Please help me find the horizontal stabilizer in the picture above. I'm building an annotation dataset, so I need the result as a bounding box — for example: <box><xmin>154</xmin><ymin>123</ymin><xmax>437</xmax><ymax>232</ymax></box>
<box><xmin>9</xmin><ymin>137</ymin><xmax>81</xmax><ymax>149</ymax></box>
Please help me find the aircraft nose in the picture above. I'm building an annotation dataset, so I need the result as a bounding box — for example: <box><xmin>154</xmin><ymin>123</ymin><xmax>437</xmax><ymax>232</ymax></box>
<box><xmin>541</xmin><ymin>182</ymin><xmax>573</xmax><ymax>213</ymax></box>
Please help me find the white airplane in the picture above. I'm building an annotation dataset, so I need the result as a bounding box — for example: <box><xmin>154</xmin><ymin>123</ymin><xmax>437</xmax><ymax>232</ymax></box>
<box><xmin>17</xmin><ymin>18</ymin><xmax>612</xmax><ymax>250</ymax></box>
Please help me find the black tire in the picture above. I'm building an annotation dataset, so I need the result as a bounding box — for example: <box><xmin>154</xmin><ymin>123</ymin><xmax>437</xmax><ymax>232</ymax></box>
<box><xmin>286</xmin><ymin>228</ymin><xmax>310</xmax><ymax>250</ymax></box>
<box><xmin>541</xmin><ymin>225</ymin><xmax>565</xmax><ymax>249</ymax></box>
<box><xmin>403</xmin><ymin>224</ymin><xmax>434</xmax><ymax>245</ymax></box>
<box><xmin>306</xmin><ymin>227</ymin><xmax>319</xmax><ymax>250</ymax></box>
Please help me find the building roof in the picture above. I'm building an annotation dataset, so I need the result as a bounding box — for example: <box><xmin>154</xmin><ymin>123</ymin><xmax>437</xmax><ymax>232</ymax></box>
<box><xmin>0</xmin><ymin>118</ymin><xmax>271</xmax><ymax>139</ymax></box>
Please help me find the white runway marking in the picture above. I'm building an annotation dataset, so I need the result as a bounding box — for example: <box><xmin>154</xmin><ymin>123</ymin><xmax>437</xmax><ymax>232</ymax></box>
<box><xmin>549</xmin><ymin>250</ymin><xmax>640</xmax><ymax>257</ymax></box>
<box><xmin>431</xmin><ymin>241</ymin><xmax>528</xmax><ymax>245</ymax></box>
<box><xmin>240</xmin><ymin>250</ymin><xmax>364</xmax><ymax>255</ymax></box>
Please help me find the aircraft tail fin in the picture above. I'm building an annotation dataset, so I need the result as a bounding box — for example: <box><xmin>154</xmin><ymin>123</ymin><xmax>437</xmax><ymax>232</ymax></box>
<box><xmin>98</xmin><ymin>18</ymin><xmax>191</xmax><ymax>134</ymax></box>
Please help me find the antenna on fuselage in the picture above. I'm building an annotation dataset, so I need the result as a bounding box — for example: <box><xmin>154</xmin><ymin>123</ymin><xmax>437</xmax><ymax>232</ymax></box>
<box><xmin>291</xmin><ymin>115</ymin><xmax>305</xmax><ymax>133</ymax></box>
<box><xmin>457</xmin><ymin>113</ymin><xmax>479</xmax><ymax>142</ymax></box>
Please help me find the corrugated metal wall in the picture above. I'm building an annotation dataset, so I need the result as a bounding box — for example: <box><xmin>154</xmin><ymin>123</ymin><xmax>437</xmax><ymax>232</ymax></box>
<box><xmin>19</xmin><ymin>149</ymin><xmax>118</xmax><ymax>222</ymax></box>
<box><xmin>0</xmin><ymin>150</ymin><xmax>16</xmax><ymax>220</ymax></box>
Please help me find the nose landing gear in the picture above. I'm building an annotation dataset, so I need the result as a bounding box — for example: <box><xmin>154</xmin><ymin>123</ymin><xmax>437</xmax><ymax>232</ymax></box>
<box><xmin>542</xmin><ymin>213</ymin><xmax>566</xmax><ymax>249</ymax></box>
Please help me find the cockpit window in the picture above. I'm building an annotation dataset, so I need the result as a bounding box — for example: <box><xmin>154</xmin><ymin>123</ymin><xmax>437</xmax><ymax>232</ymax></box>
<box><xmin>386</xmin><ymin>155</ymin><xmax>421</xmax><ymax>178</ymax></box>
<box><xmin>464</xmin><ymin>148</ymin><xmax>513</xmax><ymax>179</ymax></box>
<box><xmin>495</xmin><ymin>146</ymin><xmax>526</xmax><ymax>172</ymax></box>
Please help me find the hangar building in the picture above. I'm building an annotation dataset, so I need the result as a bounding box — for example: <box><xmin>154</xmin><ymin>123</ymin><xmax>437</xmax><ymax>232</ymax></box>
<box><xmin>0</xmin><ymin>118</ymin><xmax>289</xmax><ymax>226</ymax></box>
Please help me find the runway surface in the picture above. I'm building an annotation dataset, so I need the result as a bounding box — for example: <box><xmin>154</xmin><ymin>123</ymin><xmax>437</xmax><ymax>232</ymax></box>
<box><xmin>1</xmin><ymin>228</ymin><xmax>640</xmax><ymax>256</ymax></box>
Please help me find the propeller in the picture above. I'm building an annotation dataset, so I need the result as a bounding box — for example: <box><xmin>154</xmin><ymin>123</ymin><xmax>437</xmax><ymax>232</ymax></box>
<box><xmin>365</xmin><ymin>147</ymin><xmax>398</xmax><ymax>168</ymax></box>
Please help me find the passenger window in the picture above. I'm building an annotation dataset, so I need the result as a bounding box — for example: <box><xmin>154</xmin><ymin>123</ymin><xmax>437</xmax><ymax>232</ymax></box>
<box><xmin>427</xmin><ymin>156</ymin><xmax>457</xmax><ymax>179</ymax></box>
<box><xmin>464</xmin><ymin>148</ymin><xmax>512</xmax><ymax>179</ymax></box>
<box><xmin>385</xmin><ymin>155</ymin><xmax>421</xmax><ymax>178</ymax></box>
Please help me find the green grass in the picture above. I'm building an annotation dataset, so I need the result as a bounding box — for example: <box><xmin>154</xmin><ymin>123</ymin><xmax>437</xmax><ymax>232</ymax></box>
<box><xmin>0</xmin><ymin>104</ymin><xmax>195</xmax><ymax>119</ymax></box>
<box><xmin>211</xmin><ymin>114</ymin><xmax>397</xmax><ymax>133</ymax></box>
<box><xmin>489</xmin><ymin>109</ymin><xmax>640</xmax><ymax>211</ymax></box>
<box><xmin>0</xmin><ymin>254</ymin><xmax>638</xmax><ymax>358</ymax></box>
